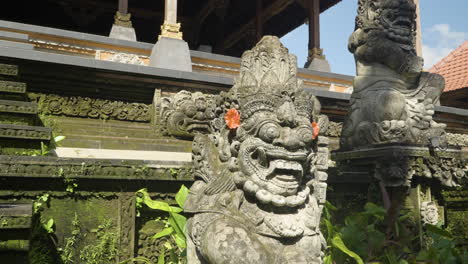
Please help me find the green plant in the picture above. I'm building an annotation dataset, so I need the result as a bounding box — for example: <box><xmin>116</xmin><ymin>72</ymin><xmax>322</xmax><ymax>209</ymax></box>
<box><xmin>135</xmin><ymin>185</ymin><xmax>189</xmax><ymax>264</ymax></box>
<box><xmin>169</xmin><ymin>168</ymin><xmax>179</xmax><ymax>178</ymax></box>
<box><xmin>322</xmin><ymin>201</ymin><xmax>467</xmax><ymax>264</ymax></box>
<box><xmin>43</xmin><ymin>218</ymin><xmax>55</xmax><ymax>234</ymax></box>
<box><xmin>33</xmin><ymin>193</ymin><xmax>50</xmax><ymax>213</ymax></box>
<box><xmin>60</xmin><ymin>212</ymin><xmax>81</xmax><ymax>264</ymax></box>
<box><xmin>79</xmin><ymin>219</ymin><xmax>118</xmax><ymax>264</ymax></box>
<box><xmin>39</xmin><ymin>135</ymin><xmax>66</xmax><ymax>156</ymax></box>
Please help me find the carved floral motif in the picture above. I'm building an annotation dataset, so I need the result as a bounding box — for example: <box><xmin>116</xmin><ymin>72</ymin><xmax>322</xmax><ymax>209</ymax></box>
<box><xmin>33</xmin><ymin>94</ymin><xmax>150</xmax><ymax>122</ymax></box>
<box><xmin>420</xmin><ymin>201</ymin><xmax>439</xmax><ymax>225</ymax></box>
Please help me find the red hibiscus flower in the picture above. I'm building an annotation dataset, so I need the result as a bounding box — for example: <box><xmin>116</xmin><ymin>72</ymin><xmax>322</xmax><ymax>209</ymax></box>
<box><xmin>312</xmin><ymin>122</ymin><xmax>320</xmax><ymax>139</ymax></box>
<box><xmin>225</xmin><ymin>108</ymin><xmax>241</xmax><ymax>129</ymax></box>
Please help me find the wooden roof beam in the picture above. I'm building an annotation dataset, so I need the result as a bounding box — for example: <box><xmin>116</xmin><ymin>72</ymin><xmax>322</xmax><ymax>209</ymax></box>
<box><xmin>223</xmin><ymin>0</ymin><xmax>295</xmax><ymax>49</ymax></box>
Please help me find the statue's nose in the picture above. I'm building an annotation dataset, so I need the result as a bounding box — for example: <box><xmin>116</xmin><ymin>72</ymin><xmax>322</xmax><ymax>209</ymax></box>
<box><xmin>273</xmin><ymin>127</ymin><xmax>303</xmax><ymax>150</ymax></box>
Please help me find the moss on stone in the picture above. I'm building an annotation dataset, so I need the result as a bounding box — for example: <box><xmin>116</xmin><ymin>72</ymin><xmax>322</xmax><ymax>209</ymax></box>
<box><xmin>28</xmin><ymin>214</ymin><xmax>61</xmax><ymax>264</ymax></box>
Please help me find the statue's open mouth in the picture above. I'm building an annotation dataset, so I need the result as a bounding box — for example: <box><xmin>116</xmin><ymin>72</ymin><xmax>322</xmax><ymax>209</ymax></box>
<box><xmin>249</xmin><ymin>146</ymin><xmax>307</xmax><ymax>193</ymax></box>
<box><xmin>185</xmin><ymin>119</ymin><xmax>211</xmax><ymax>133</ymax></box>
<box><xmin>381</xmin><ymin>6</ymin><xmax>414</xmax><ymax>44</ymax></box>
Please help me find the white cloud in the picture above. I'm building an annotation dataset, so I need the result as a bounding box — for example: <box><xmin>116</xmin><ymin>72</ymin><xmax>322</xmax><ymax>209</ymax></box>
<box><xmin>422</xmin><ymin>24</ymin><xmax>467</xmax><ymax>68</ymax></box>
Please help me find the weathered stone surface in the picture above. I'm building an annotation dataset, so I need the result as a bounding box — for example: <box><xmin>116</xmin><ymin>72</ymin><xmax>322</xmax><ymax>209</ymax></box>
<box><xmin>33</xmin><ymin>93</ymin><xmax>151</xmax><ymax>122</ymax></box>
<box><xmin>160</xmin><ymin>90</ymin><xmax>216</xmax><ymax>138</ymax></box>
<box><xmin>0</xmin><ymin>124</ymin><xmax>51</xmax><ymax>140</ymax></box>
<box><xmin>0</xmin><ymin>155</ymin><xmax>192</xmax><ymax>181</ymax></box>
<box><xmin>0</xmin><ymin>63</ymin><xmax>18</xmax><ymax>76</ymax></box>
<box><xmin>0</xmin><ymin>80</ymin><xmax>26</xmax><ymax>94</ymax></box>
<box><xmin>162</xmin><ymin>36</ymin><xmax>328</xmax><ymax>263</ymax></box>
<box><xmin>149</xmin><ymin>37</ymin><xmax>192</xmax><ymax>72</ymax></box>
<box><xmin>341</xmin><ymin>0</ymin><xmax>446</xmax><ymax>150</ymax></box>
<box><xmin>0</xmin><ymin>100</ymin><xmax>37</xmax><ymax>114</ymax></box>
<box><xmin>333</xmin><ymin>144</ymin><xmax>467</xmax><ymax>187</ymax></box>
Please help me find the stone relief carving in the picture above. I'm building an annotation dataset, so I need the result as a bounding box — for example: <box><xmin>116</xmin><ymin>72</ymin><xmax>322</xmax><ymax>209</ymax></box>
<box><xmin>0</xmin><ymin>63</ymin><xmax>19</xmax><ymax>76</ymax></box>
<box><xmin>0</xmin><ymin>157</ymin><xmax>192</xmax><ymax>181</ymax></box>
<box><xmin>161</xmin><ymin>36</ymin><xmax>329</xmax><ymax>263</ymax></box>
<box><xmin>0</xmin><ymin>101</ymin><xmax>37</xmax><ymax>114</ymax></box>
<box><xmin>95</xmin><ymin>50</ymin><xmax>147</xmax><ymax>65</ymax></box>
<box><xmin>32</xmin><ymin>94</ymin><xmax>150</xmax><ymax>122</ymax></box>
<box><xmin>160</xmin><ymin>91</ymin><xmax>217</xmax><ymax>138</ymax></box>
<box><xmin>420</xmin><ymin>201</ymin><xmax>439</xmax><ymax>225</ymax></box>
<box><xmin>445</xmin><ymin>133</ymin><xmax>468</xmax><ymax>147</ymax></box>
<box><xmin>0</xmin><ymin>80</ymin><xmax>26</xmax><ymax>94</ymax></box>
<box><xmin>0</xmin><ymin>124</ymin><xmax>51</xmax><ymax>140</ymax></box>
<box><xmin>374</xmin><ymin>154</ymin><xmax>467</xmax><ymax>187</ymax></box>
<box><xmin>341</xmin><ymin>0</ymin><xmax>446</xmax><ymax>150</ymax></box>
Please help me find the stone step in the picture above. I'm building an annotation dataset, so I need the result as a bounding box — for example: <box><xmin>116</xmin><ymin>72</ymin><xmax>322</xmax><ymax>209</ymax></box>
<box><xmin>0</xmin><ymin>100</ymin><xmax>37</xmax><ymax>114</ymax></box>
<box><xmin>0</xmin><ymin>203</ymin><xmax>32</xmax><ymax>253</ymax></box>
<box><xmin>0</xmin><ymin>204</ymin><xmax>32</xmax><ymax>230</ymax></box>
<box><xmin>0</xmin><ymin>124</ymin><xmax>51</xmax><ymax>140</ymax></box>
<box><xmin>0</xmin><ymin>63</ymin><xmax>18</xmax><ymax>77</ymax></box>
<box><xmin>0</xmin><ymin>80</ymin><xmax>26</xmax><ymax>94</ymax></box>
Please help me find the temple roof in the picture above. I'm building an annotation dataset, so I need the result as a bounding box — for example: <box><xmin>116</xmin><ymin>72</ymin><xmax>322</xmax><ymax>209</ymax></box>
<box><xmin>0</xmin><ymin>0</ymin><xmax>341</xmax><ymax>57</ymax></box>
<box><xmin>429</xmin><ymin>41</ymin><xmax>468</xmax><ymax>92</ymax></box>
<box><xmin>429</xmin><ymin>41</ymin><xmax>468</xmax><ymax>109</ymax></box>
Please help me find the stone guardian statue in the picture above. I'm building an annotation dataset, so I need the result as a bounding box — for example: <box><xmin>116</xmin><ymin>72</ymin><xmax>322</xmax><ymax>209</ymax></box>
<box><xmin>340</xmin><ymin>0</ymin><xmax>446</xmax><ymax>150</ymax></box>
<box><xmin>180</xmin><ymin>36</ymin><xmax>328</xmax><ymax>264</ymax></box>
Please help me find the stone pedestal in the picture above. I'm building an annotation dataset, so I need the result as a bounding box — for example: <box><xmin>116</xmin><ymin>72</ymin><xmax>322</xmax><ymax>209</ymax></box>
<box><xmin>109</xmin><ymin>11</ymin><xmax>137</xmax><ymax>41</ymax></box>
<box><xmin>304</xmin><ymin>48</ymin><xmax>331</xmax><ymax>72</ymax></box>
<box><xmin>149</xmin><ymin>37</ymin><xmax>192</xmax><ymax>72</ymax></box>
<box><xmin>109</xmin><ymin>24</ymin><xmax>137</xmax><ymax>41</ymax></box>
<box><xmin>332</xmin><ymin>143</ymin><xmax>466</xmax><ymax>248</ymax></box>
<box><xmin>304</xmin><ymin>57</ymin><xmax>331</xmax><ymax>72</ymax></box>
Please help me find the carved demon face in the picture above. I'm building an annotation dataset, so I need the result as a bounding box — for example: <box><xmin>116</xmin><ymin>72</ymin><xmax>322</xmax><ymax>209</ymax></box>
<box><xmin>378</xmin><ymin>0</ymin><xmax>416</xmax><ymax>45</ymax></box>
<box><xmin>234</xmin><ymin>100</ymin><xmax>316</xmax><ymax>206</ymax></box>
<box><xmin>350</xmin><ymin>0</ymin><xmax>422</xmax><ymax>76</ymax></box>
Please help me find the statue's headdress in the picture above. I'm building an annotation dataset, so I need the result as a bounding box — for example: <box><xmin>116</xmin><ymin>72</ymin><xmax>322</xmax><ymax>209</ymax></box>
<box><xmin>231</xmin><ymin>36</ymin><xmax>308</xmax><ymax>119</ymax></box>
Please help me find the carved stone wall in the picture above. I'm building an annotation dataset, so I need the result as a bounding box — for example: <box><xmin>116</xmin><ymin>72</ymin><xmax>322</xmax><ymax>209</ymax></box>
<box><xmin>32</xmin><ymin>93</ymin><xmax>151</xmax><ymax>122</ymax></box>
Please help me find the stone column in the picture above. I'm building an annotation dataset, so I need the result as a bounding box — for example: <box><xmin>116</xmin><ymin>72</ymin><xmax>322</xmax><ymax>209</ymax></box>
<box><xmin>304</xmin><ymin>0</ymin><xmax>330</xmax><ymax>72</ymax></box>
<box><xmin>256</xmin><ymin>0</ymin><xmax>263</xmax><ymax>42</ymax></box>
<box><xmin>109</xmin><ymin>0</ymin><xmax>137</xmax><ymax>41</ymax></box>
<box><xmin>149</xmin><ymin>0</ymin><xmax>192</xmax><ymax>72</ymax></box>
<box><xmin>414</xmin><ymin>0</ymin><xmax>423</xmax><ymax>56</ymax></box>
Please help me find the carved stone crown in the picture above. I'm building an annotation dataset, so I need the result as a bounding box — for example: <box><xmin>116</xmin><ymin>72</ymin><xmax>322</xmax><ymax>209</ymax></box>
<box><xmin>233</xmin><ymin>36</ymin><xmax>302</xmax><ymax>119</ymax></box>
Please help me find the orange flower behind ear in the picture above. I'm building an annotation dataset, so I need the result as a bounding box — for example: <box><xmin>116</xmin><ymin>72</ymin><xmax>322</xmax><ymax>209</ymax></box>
<box><xmin>225</xmin><ymin>108</ymin><xmax>241</xmax><ymax>129</ymax></box>
<box><xmin>312</xmin><ymin>122</ymin><xmax>320</xmax><ymax>139</ymax></box>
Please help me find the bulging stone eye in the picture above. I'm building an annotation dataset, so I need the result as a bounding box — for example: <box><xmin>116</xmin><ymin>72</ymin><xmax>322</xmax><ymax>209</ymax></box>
<box><xmin>259</xmin><ymin>122</ymin><xmax>280</xmax><ymax>142</ymax></box>
<box><xmin>297</xmin><ymin>127</ymin><xmax>313</xmax><ymax>144</ymax></box>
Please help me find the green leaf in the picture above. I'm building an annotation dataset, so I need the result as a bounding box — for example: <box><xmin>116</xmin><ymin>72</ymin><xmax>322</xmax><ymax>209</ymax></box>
<box><xmin>323</xmin><ymin>255</ymin><xmax>333</xmax><ymax>264</ymax></box>
<box><xmin>175</xmin><ymin>185</ymin><xmax>189</xmax><ymax>208</ymax></box>
<box><xmin>169</xmin><ymin>212</ymin><xmax>187</xmax><ymax>238</ymax></box>
<box><xmin>425</xmin><ymin>224</ymin><xmax>453</xmax><ymax>239</ymax></box>
<box><xmin>324</xmin><ymin>219</ymin><xmax>335</xmax><ymax>239</ymax></box>
<box><xmin>153</xmin><ymin>227</ymin><xmax>174</xmax><ymax>239</ymax></box>
<box><xmin>325</xmin><ymin>201</ymin><xmax>337</xmax><ymax>211</ymax></box>
<box><xmin>363</xmin><ymin>203</ymin><xmax>386</xmax><ymax>220</ymax></box>
<box><xmin>173</xmin><ymin>233</ymin><xmax>187</xmax><ymax>249</ymax></box>
<box><xmin>331</xmin><ymin>234</ymin><xmax>364</xmax><ymax>264</ymax></box>
<box><xmin>157</xmin><ymin>248</ymin><xmax>166</xmax><ymax>264</ymax></box>
<box><xmin>54</xmin><ymin>135</ymin><xmax>66</xmax><ymax>143</ymax></box>
<box><xmin>136</xmin><ymin>189</ymin><xmax>183</xmax><ymax>213</ymax></box>
<box><xmin>44</xmin><ymin>218</ymin><xmax>55</xmax><ymax>234</ymax></box>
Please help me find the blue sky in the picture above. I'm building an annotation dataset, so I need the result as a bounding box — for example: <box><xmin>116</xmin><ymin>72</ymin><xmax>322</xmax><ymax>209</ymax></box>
<box><xmin>281</xmin><ymin>0</ymin><xmax>468</xmax><ymax>76</ymax></box>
